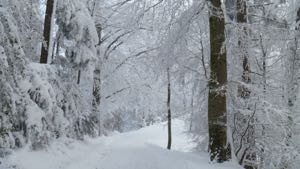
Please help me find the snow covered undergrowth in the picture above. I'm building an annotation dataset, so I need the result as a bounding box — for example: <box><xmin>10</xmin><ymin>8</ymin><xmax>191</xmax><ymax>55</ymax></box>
<box><xmin>1</xmin><ymin>119</ymin><xmax>241</xmax><ymax>169</ymax></box>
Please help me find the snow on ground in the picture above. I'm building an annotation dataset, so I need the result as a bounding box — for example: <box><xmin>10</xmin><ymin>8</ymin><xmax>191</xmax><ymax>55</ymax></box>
<box><xmin>1</xmin><ymin>119</ymin><xmax>241</xmax><ymax>169</ymax></box>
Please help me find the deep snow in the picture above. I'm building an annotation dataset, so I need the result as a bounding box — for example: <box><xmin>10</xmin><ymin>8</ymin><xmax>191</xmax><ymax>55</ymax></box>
<box><xmin>1</xmin><ymin>119</ymin><xmax>241</xmax><ymax>169</ymax></box>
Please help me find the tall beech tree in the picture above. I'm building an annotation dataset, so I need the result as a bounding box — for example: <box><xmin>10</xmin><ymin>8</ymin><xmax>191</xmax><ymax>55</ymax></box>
<box><xmin>207</xmin><ymin>0</ymin><xmax>231</xmax><ymax>162</ymax></box>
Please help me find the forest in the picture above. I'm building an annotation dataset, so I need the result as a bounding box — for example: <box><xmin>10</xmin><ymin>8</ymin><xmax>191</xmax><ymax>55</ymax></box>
<box><xmin>0</xmin><ymin>0</ymin><xmax>300</xmax><ymax>169</ymax></box>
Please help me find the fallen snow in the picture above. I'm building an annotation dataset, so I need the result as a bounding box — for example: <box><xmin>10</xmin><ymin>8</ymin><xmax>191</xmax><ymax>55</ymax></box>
<box><xmin>1</xmin><ymin>119</ymin><xmax>241</xmax><ymax>169</ymax></box>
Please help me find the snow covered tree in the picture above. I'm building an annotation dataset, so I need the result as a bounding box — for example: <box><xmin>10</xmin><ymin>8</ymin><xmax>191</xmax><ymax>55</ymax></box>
<box><xmin>0</xmin><ymin>2</ymin><xmax>28</xmax><ymax>151</ymax></box>
<box><xmin>230</xmin><ymin>1</ymin><xmax>256</xmax><ymax>168</ymax></box>
<box><xmin>54</xmin><ymin>0</ymin><xmax>100</xmax><ymax>137</ymax></box>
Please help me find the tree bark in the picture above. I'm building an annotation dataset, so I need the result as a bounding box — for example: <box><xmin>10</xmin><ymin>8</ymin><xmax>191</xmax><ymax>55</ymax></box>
<box><xmin>167</xmin><ymin>67</ymin><xmax>172</xmax><ymax>150</ymax></box>
<box><xmin>40</xmin><ymin>0</ymin><xmax>55</xmax><ymax>64</ymax></box>
<box><xmin>208</xmin><ymin>0</ymin><xmax>231</xmax><ymax>162</ymax></box>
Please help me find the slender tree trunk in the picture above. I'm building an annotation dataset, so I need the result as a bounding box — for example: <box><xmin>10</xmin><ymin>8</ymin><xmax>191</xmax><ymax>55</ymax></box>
<box><xmin>93</xmin><ymin>64</ymin><xmax>101</xmax><ymax>134</ymax></box>
<box><xmin>259</xmin><ymin>35</ymin><xmax>267</xmax><ymax>96</ymax></box>
<box><xmin>167</xmin><ymin>67</ymin><xmax>172</xmax><ymax>150</ymax></box>
<box><xmin>208</xmin><ymin>0</ymin><xmax>230</xmax><ymax>162</ymax></box>
<box><xmin>77</xmin><ymin>69</ymin><xmax>81</xmax><ymax>85</ymax></box>
<box><xmin>189</xmin><ymin>84</ymin><xmax>195</xmax><ymax>131</ymax></box>
<box><xmin>257</xmin><ymin>8</ymin><xmax>268</xmax><ymax>168</ymax></box>
<box><xmin>51</xmin><ymin>39</ymin><xmax>56</xmax><ymax>63</ymax></box>
<box><xmin>51</xmin><ymin>31</ymin><xmax>61</xmax><ymax>63</ymax></box>
<box><xmin>235</xmin><ymin>1</ymin><xmax>256</xmax><ymax>168</ymax></box>
<box><xmin>93</xmin><ymin>23</ymin><xmax>102</xmax><ymax>135</ymax></box>
<box><xmin>56</xmin><ymin>35</ymin><xmax>60</xmax><ymax>58</ymax></box>
<box><xmin>237</xmin><ymin>0</ymin><xmax>251</xmax><ymax>89</ymax></box>
<box><xmin>40</xmin><ymin>0</ymin><xmax>55</xmax><ymax>64</ymax></box>
<box><xmin>297</xmin><ymin>8</ymin><xmax>300</xmax><ymax>27</ymax></box>
<box><xmin>93</xmin><ymin>66</ymin><xmax>101</xmax><ymax>109</ymax></box>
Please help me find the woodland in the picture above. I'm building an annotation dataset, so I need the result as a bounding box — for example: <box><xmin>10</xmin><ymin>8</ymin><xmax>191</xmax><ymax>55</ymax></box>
<box><xmin>0</xmin><ymin>0</ymin><xmax>300</xmax><ymax>169</ymax></box>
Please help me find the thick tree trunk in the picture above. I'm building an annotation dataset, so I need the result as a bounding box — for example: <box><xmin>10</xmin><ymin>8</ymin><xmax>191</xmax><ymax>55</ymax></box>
<box><xmin>285</xmin><ymin>6</ymin><xmax>300</xmax><ymax>150</ymax></box>
<box><xmin>167</xmin><ymin>67</ymin><xmax>172</xmax><ymax>150</ymax></box>
<box><xmin>208</xmin><ymin>0</ymin><xmax>231</xmax><ymax>162</ymax></box>
<box><xmin>288</xmin><ymin>8</ymin><xmax>300</xmax><ymax>108</ymax></box>
<box><xmin>40</xmin><ymin>0</ymin><xmax>55</xmax><ymax>64</ymax></box>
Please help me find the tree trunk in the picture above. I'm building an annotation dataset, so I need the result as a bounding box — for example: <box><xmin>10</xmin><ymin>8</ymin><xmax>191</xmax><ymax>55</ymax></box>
<box><xmin>235</xmin><ymin>1</ymin><xmax>256</xmax><ymax>168</ymax></box>
<box><xmin>288</xmin><ymin>8</ymin><xmax>300</xmax><ymax>108</ymax></box>
<box><xmin>93</xmin><ymin>67</ymin><xmax>101</xmax><ymax>111</ymax></box>
<box><xmin>285</xmin><ymin>6</ymin><xmax>300</xmax><ymax>149</ymax></box>
<box><xmin>77</xmin><ymin>69</ymin><xmax>81</xmax><ymax>85</ymax></box>
<box><xmin>40</xmin><ymin>0</ymin><xmax>55</xmax><ymax>64</ymax></box>
<box><xmin>93</xmin><ymin>23</ymin><xmax>102</xmax><ymax>135</ymax></box>
<box><xmin>93</xmin><ymin>65</ymin><xmax>101</xmax><ymax>134</ymax></box>
<box><xmin>237</xmin><ymin>0</ymin><xmax>251</xmax><ymax>88</ymax></box>
<box><xmin>260</xmin><ymin>35</ymin><xmax>267</xmax><ymax>96</ymax></box>
<box><xmin>297</xmin><ymin>8</ymin><xmax>300</xmax><ymax>29</ymax></box>
<box><xmin>208</xmin><ymin>0</ymin><xmax>231</xmax><ymax>162</ymax></box>
<box><xmin>167</xmin><ymin>67</ymin><xmax>172</xmax><ymax>150</ymax></box>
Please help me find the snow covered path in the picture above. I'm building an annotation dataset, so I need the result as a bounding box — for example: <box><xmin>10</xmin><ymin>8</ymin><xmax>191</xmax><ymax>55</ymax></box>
<box><xmin>1</xmin><ymin>119</ymin><xmax>241</xmax><ymax>169</ymax></box>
